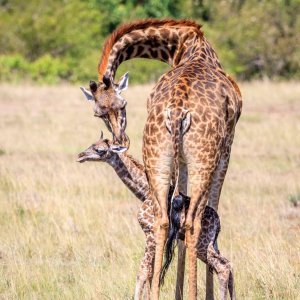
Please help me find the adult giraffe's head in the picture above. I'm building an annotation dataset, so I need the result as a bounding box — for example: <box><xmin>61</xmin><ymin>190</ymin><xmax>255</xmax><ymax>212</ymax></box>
<box><xmin>80</xmin><ymin>72</ymin><xmax>129</xmax><ymax>144</ymax></box>
<box><xmin>80</xmin><ymin>19</ymin><xmax>208</xmax><ymax>145</ymax></box>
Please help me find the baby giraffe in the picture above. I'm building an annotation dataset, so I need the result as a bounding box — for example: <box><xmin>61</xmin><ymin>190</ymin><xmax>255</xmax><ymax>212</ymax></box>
<box><xmin>77</xmin><ymin>133</ymin><xmax>235</xmax><ymax>300</ymax></box>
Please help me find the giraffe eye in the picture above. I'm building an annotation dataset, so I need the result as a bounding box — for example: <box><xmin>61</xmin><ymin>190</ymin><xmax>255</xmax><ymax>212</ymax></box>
<box><xmin>95</xmin><ymin>148</ymin><xmax>106</xmax><ymax>155</ymax></box>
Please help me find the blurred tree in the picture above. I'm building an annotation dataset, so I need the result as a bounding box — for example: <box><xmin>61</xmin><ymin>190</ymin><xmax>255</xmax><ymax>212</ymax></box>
<box><xmin>190</xmin><ymin>0</ymin><xmax>300</xmax><ymax>79</ymax></box>
<box><xmin>0</xmin><ymin>0</ymin><xmax>102</xmax><ymax>60</ymax></box>
<box><xmin>0</xmin><ymin>0</ymin><xmax>299</xmax><ymax>83</ymax></box>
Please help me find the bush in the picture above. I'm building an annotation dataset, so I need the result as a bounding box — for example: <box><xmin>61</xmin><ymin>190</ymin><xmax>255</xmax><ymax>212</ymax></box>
<box><xmin>0</xmin><ymin>0</ymin><xmax>299</xmax><ymax>83</ymax></box>
<box><xmin>29</xmin><ymin>55</ymin><xmax>69</xmax><ymax>84</ymax></box>
<box><xmin>0</xmin><ymin>54</ymin><xmax>69</xmax><ymax>84</ymax></box>
<box><xmin>0</xmin><ymin>55</ymin><xmax>29</xmax><ymax>82</ymax></box>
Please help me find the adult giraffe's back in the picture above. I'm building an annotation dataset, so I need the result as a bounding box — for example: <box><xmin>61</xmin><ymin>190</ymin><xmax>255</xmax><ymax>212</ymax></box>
<box><xmin>82</xmin><ymin>19</ymin><xmax>242</xmax><ymax>300</ymax></box>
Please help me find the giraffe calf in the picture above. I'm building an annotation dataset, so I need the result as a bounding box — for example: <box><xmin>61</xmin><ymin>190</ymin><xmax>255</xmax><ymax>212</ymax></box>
<box><xmin>78</xmin><ymin>134</ymin><xmax>235</xmax><ymax>300</ymax></box>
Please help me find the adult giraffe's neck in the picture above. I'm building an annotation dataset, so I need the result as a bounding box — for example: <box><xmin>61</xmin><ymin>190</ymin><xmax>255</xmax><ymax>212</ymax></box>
<box><xmin>98</xmin><ymin>19</ymin><xmax>223</xmax><ymax>81</ymax></box>
<box><xmin>108</xmin><ymin>153</ymin><xmax>150</xmax><ymax>202</ymax></box>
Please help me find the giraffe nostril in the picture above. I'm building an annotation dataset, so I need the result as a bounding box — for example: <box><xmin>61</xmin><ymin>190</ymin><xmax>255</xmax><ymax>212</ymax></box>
<box><xmin>78</xmin><ymin>152</ymin><xmax>87</xmax><ymax>159</ymax></box>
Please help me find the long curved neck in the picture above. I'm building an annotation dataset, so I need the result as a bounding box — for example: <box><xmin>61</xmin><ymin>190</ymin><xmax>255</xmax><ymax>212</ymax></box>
<box><xmin>107</xmin><ymin>153</ymin><xmax>150</xmax><ymax>202</ymax></box>
<box><xmin>98</xmin><ymin>20</ymin><xmax>223</xmax><ymax>81</ymax></box>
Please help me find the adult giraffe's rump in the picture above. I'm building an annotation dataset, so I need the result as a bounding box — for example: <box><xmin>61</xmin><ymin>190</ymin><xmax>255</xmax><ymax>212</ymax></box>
<box><xmin>80</xmin><ymin>19</ymin><xmax>242</xmax><ymax>300</ymax></box>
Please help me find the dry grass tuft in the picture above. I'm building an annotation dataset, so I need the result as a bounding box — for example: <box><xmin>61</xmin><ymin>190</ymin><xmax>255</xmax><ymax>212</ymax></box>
<box><xmin>0</xmin><ymin>81</ymin><xmax>299</xmax><ymax>299</ymax></box>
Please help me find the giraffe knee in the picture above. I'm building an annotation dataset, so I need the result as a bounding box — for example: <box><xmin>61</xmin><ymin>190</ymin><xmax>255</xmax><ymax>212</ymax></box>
<box><xmin>207</xmin><ymin>241</ymin><xmax>218</xmax><ymax>261</ymax></box>
<box><xmin>137</xmin><ymin>273</ymin><xmax>149</xmax><ymax>284</ymax></box>
<box><xmin>207</xmin><ymin>242</ymin><xmax>233</xmax><ymax>288</ymax></box>
<box><xmin>185</xmin><ymin>215</ymin><xmax>193</xmax><ymax>230</ymax></box>
<box><xmin>157</xmin><ymin>213</ymin><xmax>169</xmax><ymax>229</ymax></box>
<box><xmin>160</xmin><ymin>217</ymin><xmax>169</xmax><ymax>229</ymax></box>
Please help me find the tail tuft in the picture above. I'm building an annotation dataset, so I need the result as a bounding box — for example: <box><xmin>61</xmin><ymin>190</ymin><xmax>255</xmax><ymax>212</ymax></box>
<box><xmin>159</xmin><ymin>190</ymin><xmax>190</xmax><ymax>285</ymax></box>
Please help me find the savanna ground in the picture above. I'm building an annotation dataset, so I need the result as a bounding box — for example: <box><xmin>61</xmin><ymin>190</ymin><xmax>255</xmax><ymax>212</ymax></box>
<box><xmin>0</xmin><ymin>81</ymin><xmax>299</xmax><ymax>299</ymax></box>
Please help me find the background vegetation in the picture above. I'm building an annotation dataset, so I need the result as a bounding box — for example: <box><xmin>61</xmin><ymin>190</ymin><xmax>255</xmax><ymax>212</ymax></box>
<box><xmin>0</xmin><ymin>0</ymin><xmax>299</xmax><ymax>84</ymax></box>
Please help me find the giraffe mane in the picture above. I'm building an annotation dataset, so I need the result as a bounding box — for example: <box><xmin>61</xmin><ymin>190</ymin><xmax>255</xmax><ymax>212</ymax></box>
<box><xmin>98</xmin><ymin>18</ymin><xmax>204</xmax><ymax>79</ymax></box>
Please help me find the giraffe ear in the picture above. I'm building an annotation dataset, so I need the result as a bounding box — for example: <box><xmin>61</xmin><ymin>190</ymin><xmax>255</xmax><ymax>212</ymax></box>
<box><xmin>182</xmin><ymin>111</ymin><xmax>191</xmax><ymax>135</ymax></box>
<box><xmin>165</xmin><ymin>108</ymin><xmax>172</xmax><ymax>133</ymax></box>
<box><xmin>116</xmin><ymin>72</ymin><xmax>129</xmax><ymax>93</ymax></box>
<box><xmin>80</xmin><ymin>87</ymin><xmax>94</xmax><ymax>101</ymax></box>
<box><xmin>109</xmin><ymin>144</ymin><xmax>127</xmax><ymax>153</ymax></box>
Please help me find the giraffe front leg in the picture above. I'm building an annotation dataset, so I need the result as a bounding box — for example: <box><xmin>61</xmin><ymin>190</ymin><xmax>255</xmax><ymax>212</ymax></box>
<box><xmin>206</xmin><ymin>146</ymin><xmax>232</xmax><ymax>299</ymax></box>
<box><xmin>185</xmin><ymin>207</ymin><xmax>203</xmax><ymax>300</ymax></box>
<box><xmin>207</xmin><ymin>242</ymin><xmax>235</xmax><ymax>300</ymax></box>
<box><xmin>206</xmin><ymin>264</ymin><xmax>214</xmax><ymax>300</ymax></box>
<box><xmin>134</xmin><ymin>230</ymin><xmax>155</xmax><ymax>300</ymax></box>
<box><xmin>228</xmin><ymin>270</ymin><xmax>236</xmax><ymax>300</ymax></box>
<box><xmin>135</xmin><ymin>199</ymin><xmax>156</xmax><ymax>300</ymax></box>
<box><xmin>175</xmin><ymin>239</ymin><xmax>186</xmax><ymax>300</ymax></box>
<box><xmin>175</xmin><ymin>160</ymin><xmax>188</xmax><ymax>300</ymax></box>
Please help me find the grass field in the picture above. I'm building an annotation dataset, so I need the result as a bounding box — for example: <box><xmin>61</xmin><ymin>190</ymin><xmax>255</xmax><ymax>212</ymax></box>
<box><xmin>0</xmin><ymin>81</ymin><xmax>299</xmax><ymax>299</ymax></box>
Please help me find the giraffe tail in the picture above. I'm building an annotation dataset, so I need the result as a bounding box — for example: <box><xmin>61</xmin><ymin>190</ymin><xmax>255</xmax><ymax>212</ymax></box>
<box><xmin>165</xmin><ymin>107</ymin><xmax>191</xmax><ymax>197</ymax></box>
<box><xmin>159</xmin><ymin>108</ymin><xmax>191</xmax><ymax>285</ymax></box>
<box><xmin>160</xmin><ymin>191</ymin><xmax>190</xmax><ymax>285</ymax></box>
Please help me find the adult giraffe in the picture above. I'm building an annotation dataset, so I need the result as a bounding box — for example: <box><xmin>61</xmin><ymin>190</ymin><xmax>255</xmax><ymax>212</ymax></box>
<box><xmin>81</xmin><ymin>19</ymin><xmax>242</xmax><ymax>300</ymax></box>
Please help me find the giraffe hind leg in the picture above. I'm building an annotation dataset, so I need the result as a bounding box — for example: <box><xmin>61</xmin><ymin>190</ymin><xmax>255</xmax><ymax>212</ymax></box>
<box><xmin>185</xmin><ymin>162</ymin><xmax>216</xmax><ymax>299</ymax></box>
<box><xmin>147</xmin><ymin>170</ymin><xmax>171</xmax><ymax>299</ymax></box>
<box><xmin>187</xmin><ymin>191</ymin><xmax>209</xmax><ymax>299</ymax></box>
